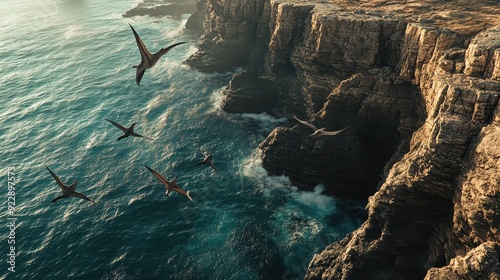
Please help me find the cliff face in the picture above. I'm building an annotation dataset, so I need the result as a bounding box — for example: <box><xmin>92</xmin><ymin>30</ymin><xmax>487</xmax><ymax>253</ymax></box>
<box><xmin>260</xmin><ymin>68</ymin><xmax>423</xmax><ymax>198</ymax></box>
<box><xmin>305</xmin><ymin>24</ymin><xmax>500</xmax><ymax>279</ymax></box>
<box><xmin>185</xmin><ymin>0</ymin><xmax>270</xmax><ymax>72</ymax></box>
<box><xmin>186</xmin><ymin>0</ymin><xmax>500</xmax><ymax>279</ymax></box>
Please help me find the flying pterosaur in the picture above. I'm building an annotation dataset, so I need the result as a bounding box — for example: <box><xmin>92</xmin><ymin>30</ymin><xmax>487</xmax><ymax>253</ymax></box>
<box><xmin>129</xmin><ymin>24</ymin><xmax>187</xmax><ymax>86</ymax></box>
<box><xmin>46</xmin><ymin>166</ymin><xmax>95</xmax><ymax>204</ymax></box>
<box><xmin>195</xmin><ymin>148</ymin><xmax>218</xmax><ymax>173</ymax></box>
<box><xmin>105</xmin><ymin>118</ymin><xmax>152</xmax><ymax>141</ymax></box>
<box><xmin>145</xmin><ymin>165</ymin><xmax>193</xmax><ymax>202</ymax></box>
<box><xmin>294</xmin><ymin>115</ymin><xmax>348</xmax><ymax>138</ymax></box>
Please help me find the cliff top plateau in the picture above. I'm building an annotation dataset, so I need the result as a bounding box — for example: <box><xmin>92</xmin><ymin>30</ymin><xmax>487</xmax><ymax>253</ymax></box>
<box><xmin>315</xmin><ymin>0</ymin><xmax>499</xmax><ymax>35</ymax></box>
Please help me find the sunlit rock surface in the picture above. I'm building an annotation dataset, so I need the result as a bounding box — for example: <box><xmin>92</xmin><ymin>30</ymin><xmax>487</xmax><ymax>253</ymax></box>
<box><xmin>186</xmin><ymin>0</ymin><xmax>500</xmax><ymax>278</ymax></box>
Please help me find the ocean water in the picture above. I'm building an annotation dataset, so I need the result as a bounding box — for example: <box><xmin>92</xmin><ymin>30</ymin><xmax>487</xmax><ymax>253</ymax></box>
<box><xmin>0</xmin><ymin>1</ymin><xmax>366</xmax><ymax>279</ymax></box>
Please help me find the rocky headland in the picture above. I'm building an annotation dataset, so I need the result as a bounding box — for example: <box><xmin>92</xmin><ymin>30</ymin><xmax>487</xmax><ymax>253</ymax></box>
<box><xmin>123</xmin><ymin>0</ymin><xmax>197</xmax><ymax>18</ymax></box>
<box><xmin>185</xmin><ymin>0</ymin><xmax>500</xmax><ymax>278</ymax></box>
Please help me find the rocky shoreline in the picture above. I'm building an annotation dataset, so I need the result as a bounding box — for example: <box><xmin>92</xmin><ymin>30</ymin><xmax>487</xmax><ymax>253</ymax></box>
<box><xmin>123</xmin><ymin>0</ymin><xmax>196</xmax><ymax>18</ymax></box>
<box><xmin>185</xmin><ymin>0</ymin><xmax>500</xmax><ymax>278</ymax></box>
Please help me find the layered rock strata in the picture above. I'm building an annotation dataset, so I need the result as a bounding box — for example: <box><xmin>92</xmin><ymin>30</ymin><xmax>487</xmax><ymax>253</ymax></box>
<box><xmin>304</xmin><ymin>25</ymin><xmax>500</xmax><ymax>280</ymax></box>
<box><xmin>185</xmin><ymin>0</ymin><xmax>500</xmax><ymax>279</ymax></box>
<box><xmin>260</xmin><ymin>68</ymin><xmax>423</xmax><ymax>198</ymax></box>
<box><xmin>303</xmin><ymin>25</ymin><xmax>500</xmax><ymax>279</ymax></box>
<box><xmin>221</xmin><ymin>71</ymin><xmax>280</xmax><ymax>114</ymax></box>
<box><xmin>185</xmin><ymin>0</ymin><xmax>270</xmax><ymax>72</ymax></box>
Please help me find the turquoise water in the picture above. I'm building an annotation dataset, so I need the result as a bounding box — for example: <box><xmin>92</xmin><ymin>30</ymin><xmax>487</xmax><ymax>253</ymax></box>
<box><xmin>0</xmin><ymin>1</ymin><xmax>365</xmax><ymax>279</ymax></box>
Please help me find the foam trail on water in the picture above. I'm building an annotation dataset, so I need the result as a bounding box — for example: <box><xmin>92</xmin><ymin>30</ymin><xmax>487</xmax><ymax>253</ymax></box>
<box><xmin>291</xmin><ymin>185</ymin><xmax>336</xmax><ymax>213</ymax></box>
<box><xmin>238</xmin><ymin>112</ymin><xmax>289</xmax><ymax>133</ymax></box>
<box><xmin>162</xmin><ymin>21</ymin><xmax>187</xmax><ymax>40</ymax></box>
<box><xmin>242</xmin><ymin>149</ymin><xmax>296</xmax><ymax>195</ymax></box>
<box><xmin>240</xmin><ymin>112</ymin><xmax>288</xmax><ymax>124</ymax></box>
<box><xmin>208</xmin><ymin>87</ymin><xmax>227</xmax><ymax>115</ymax></box>
<box><xmin>64</xmin><ymin>25</ymin><xmax>89</xmax><ymax>40</ymax></box>
<box><xmin>242</xmin><ymin>149</ymin><xmax>341</xmax><ymax>275</ymax></box>
<box><xmin>242</xmin><ymin>150</ymin><xmax>336</xmax><ymax>212</ymax></box>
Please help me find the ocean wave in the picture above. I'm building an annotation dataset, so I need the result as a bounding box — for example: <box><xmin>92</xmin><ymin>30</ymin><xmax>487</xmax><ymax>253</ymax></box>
<box><xmin>162</xmin><ymin>21</ymin><xmax>187</xmax><ymax>40</ymax></box>
<box><xmin>238</xmin><ymin>112</ymin><xmax>289</xmax><ymax>133</ymax></box>
<box><xmin>63</xmin><ymin>25</ymin><xmax>92</xmax><ymax>40</ymax></box>
<box><xmin>242</xmin><ymin>150</ymin><xmax>336</xmax><ymax>211</ymax></box>
<box><xmin>0</xmin><ymin>2</ymin><xmax>364</xmax><ymax>278</ymax></box>
<box><xmin>242</xmin><ymin>149</ymin><xmax>337</xmax><ymax>241</ymax></box>
<box><xmin>242</xmin><ymin>149</ymin><xmax>295</xmax><ymax>192</ymax></box>
<box><xmin>182</xmin><ymin>45</ymin><xmax>199</xmax><ymax>60</ymax></box>
<box><xmin>239</xmin><ymin>112</ymin><xmax>288</xmax><ymax>124</ymax></box>
<box><xmin>207</xmin><ymin>87</ymin><xmax>227</xmax><ymax>116</ymax></box>
<box><xmin>291</xmin><ymin>185</ymin><xmax>336</xmax><ymax>213</ymax></box>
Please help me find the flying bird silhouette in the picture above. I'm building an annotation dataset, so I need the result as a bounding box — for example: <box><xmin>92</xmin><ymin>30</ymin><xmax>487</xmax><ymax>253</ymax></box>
<box><xmin>105</xmin><ymin>118</ymin><xmax>152</xmax><ymax>141</ymax></box>
<box><xmin>129</xmin><ymin>24</ymin><xmax>187</xmax><ymax>86</ymax></box>
<box><xmin>195</xmin><ymin>148</ymin><xmax>218</xmax><ymax>173</ymax></box>
<box><xmin>294</xmin><ymin>115</ymin><xmax>348</xmax><ymax>138</ymax></box>
<box><xmin>145</xmin><ymin>165</ymin><xmax>193</xmax><ymax>202</ymax></box>
<box><xmin>46</xmin><ymin>166</ymin><xmax>95</xmax><ymax>204</ymax></box>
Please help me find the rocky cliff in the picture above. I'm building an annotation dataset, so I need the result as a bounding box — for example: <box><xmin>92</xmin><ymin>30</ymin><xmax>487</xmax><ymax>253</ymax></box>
<box><xmin>186</xmin><ymin>0</ymin><xmax>500</xmax><ymax>279</ymax></box>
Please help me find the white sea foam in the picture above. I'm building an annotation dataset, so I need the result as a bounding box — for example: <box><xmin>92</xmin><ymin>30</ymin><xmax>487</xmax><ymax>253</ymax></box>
<box><xmin>243</xmin><ymin>150</ymin><xmax>336</xmax><ymax>208</ymax></box>
<box><xmin>127</xmin><ymin>192</ymin><xmax>148</xmax><ymax>206</ymax></box>
<box><xmin>84</xmin><ymin>131</ymin><xmax>104</xmax><ymax>150</ymax></box>
<box><xmin>144</xmin><ymin>93</ymin><xmax>167</xmax><ymax>113</ymax></box>
<box><xmin>162</xmin><ymin>23</ymin><xmax>186</xmax><ymax>40</ymax></box>
<box><xmin>183</xmin><ymin>45</ymin><xmax>198</xmax><ymax>60</ymax></box>
<box><xmin>153</xmin><ymin>59</ymin><xmax>185</xmax><ymax>82</ymax></box>
<box><xmin>208</xmin><ymin>87</ymin><xmax>227</xmax><ymax>115</ymax></box>
<box><xmin>242</xmin><ymin>151</ymin><xmax>296</xmax><ymax>194</ymax></box>
<box><xmin>63</xmin><ymin>25</ymin><xmax>88</xmax><ymax>40</ymax></box>
<box><xmin>240</xmin><ymin>112</ymin><xmax>288</xmax><ymax>124</ymax></box>
<box><xmin>291</xmin><ymin>185</ymin><xmax>336</xmax><ymax>213</ymax></box>
<box><xmin>100</xmin><ymin>208</ymin><xmax>124</xmax><ymax>222</ymax></box>
<box><xmin>242</xmin><ymin>150</ymin><xmax>337</xmax><ymax>247</ymax></box>
<box><xmin>239</xmin><ymin>112</ymin><xmax>289</xmax><ymax>132</ymax></box>
<box><xmin>110</xmin><ymin>252</ymin><xmax>127</xmax><ymax>265</ymax></box>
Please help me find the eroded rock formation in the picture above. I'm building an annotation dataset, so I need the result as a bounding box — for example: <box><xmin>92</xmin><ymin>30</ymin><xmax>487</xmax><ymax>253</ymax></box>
<box><xmin>260</xmin><ymin>68</ymin><xmax>423</xmax><ymax>198</ymax></box>
<box><xmin>123</xmin><ymin>0</ymin><xmax>197</xmax><ymax>18</ymax></box>
<box><xmin>221</xmin><ymin>71</ymin><xmax>280</xmax><ymax>114</ymax></box>
<box><xmin>186</xmin><ymin>0</ymin><xmax>500</xmax><ymax>278</ymax></box>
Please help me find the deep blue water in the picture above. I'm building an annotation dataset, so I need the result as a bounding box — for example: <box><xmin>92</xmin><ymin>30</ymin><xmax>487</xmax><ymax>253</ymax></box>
<box><xmin>0</xmin><ymin>1</ymin><xmax>365</xmax><ymax>279</ymax></box>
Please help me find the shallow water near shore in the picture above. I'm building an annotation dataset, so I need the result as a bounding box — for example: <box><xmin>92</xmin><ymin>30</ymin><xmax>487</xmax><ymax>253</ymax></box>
<box><xmin>0</xmin><ymin>1</ymin><xmax>365</xmax><ymax>279</ymax></box>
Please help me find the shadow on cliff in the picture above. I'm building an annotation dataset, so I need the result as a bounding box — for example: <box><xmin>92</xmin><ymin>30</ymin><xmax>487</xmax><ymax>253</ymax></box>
<box><xmin>259</xmin><ymin>69</ymin><xmax>427</xmax><ymax>200</ymax></box>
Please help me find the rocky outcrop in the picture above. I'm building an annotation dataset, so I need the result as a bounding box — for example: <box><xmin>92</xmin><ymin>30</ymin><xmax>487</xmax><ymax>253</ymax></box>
<box><xmin>185</xmin><ymin>0</ymin><xmax>270</xmax><ymax>72</ymax></box>
<box><xmin>221</xmin><ymin>71</ymin><xmax>280</xmax><ymax>114</ymax></box>
<box><xmin>260</xmin><ymin>68</ymin><xmax>422</xmax><ymax>198</ymax></box>
<box><xmin>123</xmin><ymin>0</ymin><xmax>196</xmax><ymax>18</ymax></box>
<box><xmin>288</xmin><ymin>9</ymin><xmax>408</xmax><ymax>112</ymax></box>
<box><xmin>425</xmin><ymin>242</ymin><xmax>500</xmax><ymax>279</ymax></box>
<box><xmin>185</xmin><ymin>0</ymin><xmax>500</xmax><ymax>278</ymax></box>
<box><xmin>423</xmin><ymin>119</ymin><xmax>500</xmax><ymax>279</ymax></box>
<box><xmin>186</xmin><ymin>0</ymin><xmax>207</xmax><ymax>33</ymax></box>
<box><xmin>305</xmin><ymin>26</ymin><xmax>500</xmax><ymax>279</ymax></box>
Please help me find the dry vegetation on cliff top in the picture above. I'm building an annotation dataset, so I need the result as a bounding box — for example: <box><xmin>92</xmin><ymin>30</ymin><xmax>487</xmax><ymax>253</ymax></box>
<box><xmin>324</xmin><ymin>0</ymin><xmax>500</xmax><ymax>35</ymax></box>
